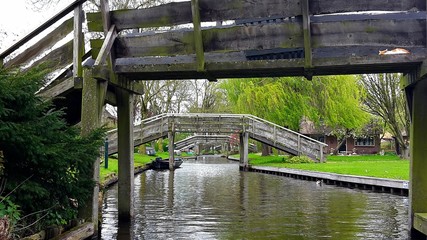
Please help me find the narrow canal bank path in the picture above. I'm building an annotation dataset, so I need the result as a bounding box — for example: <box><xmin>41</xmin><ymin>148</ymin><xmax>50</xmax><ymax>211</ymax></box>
<box><xmin>236</xmin><ymin>153</ymin><xmax>409</xmax><ymax>180</ymax></box>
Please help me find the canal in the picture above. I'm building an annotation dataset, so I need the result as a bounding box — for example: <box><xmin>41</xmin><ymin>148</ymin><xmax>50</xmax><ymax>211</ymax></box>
<box><xmin>100</xmin><ymin>157</ymin><xmax>409</xmax><ymax>239</ymax></box>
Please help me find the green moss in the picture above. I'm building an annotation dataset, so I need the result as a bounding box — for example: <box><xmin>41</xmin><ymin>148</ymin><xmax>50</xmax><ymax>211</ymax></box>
<box><xmin>365</xmin><ymin>26</ymin><xmax>376</xmax><ymax>33</ymax></box>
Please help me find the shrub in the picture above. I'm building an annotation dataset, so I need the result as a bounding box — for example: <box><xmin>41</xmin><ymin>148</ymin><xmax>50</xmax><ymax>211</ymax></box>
<box><xmin>284</xmin><ymin>155</ymin><xmax>315</xmax><ymax>164</ymax></box>
<box><xmin>0</xmin><ymin>66</ymin><xmax>105</xmax><ymax>237</ymax></box>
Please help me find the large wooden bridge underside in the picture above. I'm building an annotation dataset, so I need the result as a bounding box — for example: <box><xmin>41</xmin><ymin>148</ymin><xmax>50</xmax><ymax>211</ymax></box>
<box><xmin>2</xmin><ymin>0</ymin><xmax>427</xmax><ymax>237</ymax></box>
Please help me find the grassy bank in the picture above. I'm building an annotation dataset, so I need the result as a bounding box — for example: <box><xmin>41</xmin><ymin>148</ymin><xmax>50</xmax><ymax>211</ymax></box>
<box><xmin>99</xmin><ymin>152</ymin><xmax>169</xmax><ymax>182</ymax></box>
<box><xmin>238</xmin><ymin>153</ymin><xmax>409</xmax><ymax>180</ymax></box>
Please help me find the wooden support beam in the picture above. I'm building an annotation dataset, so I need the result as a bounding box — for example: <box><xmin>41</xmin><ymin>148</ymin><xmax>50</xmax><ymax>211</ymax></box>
<box><xmin>94</xmin><ymin>25</ymin><xmax>117</xmax><ymax>66</ymax></box>
<box><xmin>168</xmin><ymin>131</ymin><xmax>175</xmax><ymax>171</ymax></box>
<box><xmin>79</xmin><ymin>68</ymin><xmax>104</xmax><ymax>232</ymax></box>
<box><xmin>191</xmin><ymin>0</ymin><xmax>205</xmax><ymax>72</ymax></box>
<box><xmin>409</xmin><ymin>77</ymin><xmax>427</xmax><ymax>238</ymax></box>
<box><xmin>301</xmin><ymin>0</ymin><xmax>313</xmax><ymax>80</ymax></box>
<box><xmin>116</xmin><ymin>87</ymin><xmax>134</xmax><ymax>222</ymax></box>
<box><xmin>93</xmin><ymin>65</ymin><xmax>144</xmax><ymax>94</ymax></box>
<box><xmin>105</xmin><ymin>89</ymin><xmax>117</xmax><ymax>106</ymax></box>
<box><xmin>414</xmin><ymin>213</ymin><xmax>427</xmax><ymax>236</ymax></box>
<box><xmin>239</xmin><ymin>132</ymin><xmax>249</xmax><ymax>171</ymax></box>
<box><xmin>73</xmin><ymin>5</ymin><xmax>84</xmax><ymax>80</ymax></box>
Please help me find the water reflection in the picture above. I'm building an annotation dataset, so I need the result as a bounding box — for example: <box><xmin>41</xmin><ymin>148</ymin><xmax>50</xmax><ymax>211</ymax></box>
<box><xmin>101</xmin><ymin>157</ymin><xmax>409</xmax><ymax>239</ymax></box>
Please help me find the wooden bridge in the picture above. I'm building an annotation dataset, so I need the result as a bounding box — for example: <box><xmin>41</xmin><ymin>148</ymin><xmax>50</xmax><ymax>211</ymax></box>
<box><xmin>173</xmin><ymin>134</ymin><xmax>232</xmax><ymax>152</ymax></box>
<box><xmin>106</xmin><ymin>113</ymin><xmax>326</xmax><ymax>161</ymax></box>
<box><xmin>2</xmin><ymin>0</ymin><xmax>427</xmax><ymax>237</ymax></box>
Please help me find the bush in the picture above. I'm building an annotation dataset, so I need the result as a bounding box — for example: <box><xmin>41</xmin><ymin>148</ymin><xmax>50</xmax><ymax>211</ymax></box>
<box><xmin>283</xmin><ymin>155</ymin><xmax>315</xmax><ymax>164</ymax></box>
<box><xmin>0</xmin><ymin>66</ymin><xmax>105</xmax><ymax>237</ymax></box>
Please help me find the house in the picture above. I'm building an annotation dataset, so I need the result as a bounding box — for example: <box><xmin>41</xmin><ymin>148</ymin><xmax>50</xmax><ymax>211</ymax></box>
<box><xmin>300</xmin><ymin>118</ymin><xmax>381</xmax><ymax>155</ymax></box>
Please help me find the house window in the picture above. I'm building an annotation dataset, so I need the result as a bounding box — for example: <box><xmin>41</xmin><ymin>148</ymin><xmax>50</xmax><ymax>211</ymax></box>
<box><xmin>355</xmin><ymin>137</ymin><xmax>375</xmax><ymax>146</ymax></box>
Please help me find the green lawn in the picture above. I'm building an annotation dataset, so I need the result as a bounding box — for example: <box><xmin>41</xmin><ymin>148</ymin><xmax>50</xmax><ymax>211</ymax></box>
<box><xmin>100</xmin><ymin>152</ymin><xmax>170</xmax><ymax>182</ymax></box>
<box><xmin>240</xmin><ymin>153</ymin><xmax>409</xmax><ymax>180</ymax></box>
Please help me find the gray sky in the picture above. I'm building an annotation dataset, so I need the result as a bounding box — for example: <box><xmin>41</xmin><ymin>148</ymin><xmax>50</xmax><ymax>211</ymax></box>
<box><xmin>0</xmin><ymin>0</ymin><xmax>74</xmax><ymax>51</ymax></box>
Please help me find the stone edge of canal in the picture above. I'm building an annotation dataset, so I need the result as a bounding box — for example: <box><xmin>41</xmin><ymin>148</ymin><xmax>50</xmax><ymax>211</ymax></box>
<box><xmin>228</xmin><ymin>156</ymin><xmax>409</xmax><ymax>196</ymax></box>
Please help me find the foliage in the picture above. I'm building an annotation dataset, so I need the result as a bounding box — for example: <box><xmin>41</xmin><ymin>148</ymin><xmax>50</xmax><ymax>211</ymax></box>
<box><xmin>220</xmin><ymin>76</ymin><xmax>369</xmax><ymax>134</ymax></box>
<box><xmin>285</xmin><ymin>155</ymin><xmax>315</xmax><ymax>164</ymax></box>
<box><xmin>0</xmin><ymin>66</ymin><xmax>105</xmax><ymax>236</ymax></box>
<box><xmin>359</xmin><ymin>74</ymin><xmax>410</xmax><ymax>157</ymax></box>
<box><xmin>0</xmin><ymin>197</ymin><xmax>20</xmax><ymax>226</ymax></box>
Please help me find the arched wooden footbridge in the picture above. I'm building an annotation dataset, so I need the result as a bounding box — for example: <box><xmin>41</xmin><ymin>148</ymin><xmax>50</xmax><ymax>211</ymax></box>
<box><xmin>106</xmin><ymin>113</ymin><xmax>326</xmax><ymax>161</ymax></box>
<box><xmin>2</xmin><ymin>0</ymin><xmax>427</xmax><ymax>237</ymax></box>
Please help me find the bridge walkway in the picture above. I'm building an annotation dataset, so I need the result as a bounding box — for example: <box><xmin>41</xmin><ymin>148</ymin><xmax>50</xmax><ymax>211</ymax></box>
<box><xmin>106</xmin><ymin>113</ymin><xmax>326</xmax><ymax>161</ymax></box>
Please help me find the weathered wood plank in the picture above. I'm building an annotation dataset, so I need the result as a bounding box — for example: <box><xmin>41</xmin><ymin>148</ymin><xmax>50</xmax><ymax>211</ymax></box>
<box><xmin>38</xmin><ymin>77</ymin><xmax>74</xmax><ymax>99</ymax></box>
<box><xmin>86</xmin><ymin>0</ymin><xmax>424</xmax><ymax>32</ymax></box>
<box><xmin>311</xmin><ymin>19</ymin><xmax>426</xmax><ymax>48</ymax></box>
<box><xmin>114</xmin><ymin>47</ymin><xmax>426</xmax><ymax>80</ymax></box>
<box><xmin>87</xmin><ymin>0</ymin><xmax>301</xmax><ymax>32</ymax></box>
<box><xmin>29</xmin><ymin>40</ymin><xmax>74</xmax><ymax>69</ymax></box>
<box><xmin>93</xmin><ymin>22</ymin><xmax>303</xmax><ymax>58</ymax></box>
<box><xmin>5</xmin><ymin>17</ymin><xmax>74</xmax><ymax>68</ymax></box>
<box><xmin>51</xmin><ymin>222</ymin><xmax>94</xmax><ymax>240</ymax></box>
<box><xmin>91</xmin><ymin>18</ymin><xmax>424</xmax><ymax>59</ymax></box>
<box><xmin>310</xmin><ymin>0</ymin><xmax>425</xmax><ymax>15</ymax></box>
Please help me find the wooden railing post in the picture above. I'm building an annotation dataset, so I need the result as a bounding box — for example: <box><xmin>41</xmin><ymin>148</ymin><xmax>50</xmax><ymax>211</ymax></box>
<box><xmin>73</xmin><ymin>4</ymin><xmax>84</xmax><ymax>82</ymax></box>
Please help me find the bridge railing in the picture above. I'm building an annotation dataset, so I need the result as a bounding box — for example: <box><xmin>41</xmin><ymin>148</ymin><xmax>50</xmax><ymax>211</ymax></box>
<box><xmin>0</xmin><ymin>0</ymin><xmax>87</xmax><ymax>71</ymax></box>
<box><xmin>245</xmin><ymin>115</ymin><xmax>326</xmax><ymax>160</ymax></box>
<box><xmin>107</xmin><ymin>113</ymin><xmax>326</xmax><ymax>160</ymax></box>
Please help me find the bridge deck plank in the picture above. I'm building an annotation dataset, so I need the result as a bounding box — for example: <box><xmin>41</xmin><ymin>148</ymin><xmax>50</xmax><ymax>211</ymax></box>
<box><xmin>87</xmin><ymin>0</ymin><xmax>424</xmax><ymax>31</ymax></box>
<box><xmin>91</xmin><ymin>17</ymin><xmax>425</xmax><ymax>59</ymax></box>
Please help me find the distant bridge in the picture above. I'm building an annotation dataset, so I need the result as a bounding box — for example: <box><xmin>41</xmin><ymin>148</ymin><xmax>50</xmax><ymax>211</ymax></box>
<box><xmin>106</xmin><ymin>113</ymin><xmax>326</xmax><ymax>161</ymax></box>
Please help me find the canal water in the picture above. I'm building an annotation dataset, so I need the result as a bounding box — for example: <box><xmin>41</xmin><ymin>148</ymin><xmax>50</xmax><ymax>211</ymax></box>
<box><xmin>100</xmin><ymin>157</ymin><xmax>409</xmax><ymax>239</ymax></box>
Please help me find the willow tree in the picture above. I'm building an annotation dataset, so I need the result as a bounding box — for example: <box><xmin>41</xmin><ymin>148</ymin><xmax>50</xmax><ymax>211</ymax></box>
<box><xmin>220</xmin><ymin>75</ymin><xmax>369</xmax><ymax>154</ymax></box>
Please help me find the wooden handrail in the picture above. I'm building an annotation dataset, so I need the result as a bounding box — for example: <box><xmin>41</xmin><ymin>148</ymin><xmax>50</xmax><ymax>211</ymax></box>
<box><xmin>0</xmin><ymin>0</ymin><xmax>88</xmax><ymax>60</ymax></box>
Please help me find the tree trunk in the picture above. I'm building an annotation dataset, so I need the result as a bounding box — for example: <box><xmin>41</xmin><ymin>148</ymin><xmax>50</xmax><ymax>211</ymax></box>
<box><xmin>333</xmin><ymin>137</ymin><xmax>346</xmax><ymax>155</ymax></box>
<box><xmin>261</xmin><ymin>143</ymin><xmax>270</xmax><ymax>156</ymax></box>
<box><xmin>401</xmin><ymin>147</ymin><xmax>410</xmax><ymax>159</ymax></box>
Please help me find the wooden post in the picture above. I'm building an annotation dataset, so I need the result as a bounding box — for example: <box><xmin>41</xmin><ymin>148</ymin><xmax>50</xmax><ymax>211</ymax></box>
<box><xmin>168</xmin><ymin>131</ymin><xmax>175</xmax><ymax>171</ymax></box>
<box><xmin>239</xmin><ymin>132</ymin><xmax>249</xmax><ymax>171</ymax></box>
<box><xmin>191</xmin><ymin>0</ymin><xmax>205</xmax><ymax>72</ymax></box>
<box><xmin>73</xmin><ymin>4</ymin><xmax>84</xmax><ymax>81</ymax></box>
<box><xmin>319</xmin><ymin>145</ymin><xmax>324</xmax><ymax>163</ymax></box>
<box><xmin>79</xmin><ymin>68</ymin><xmax>104</xmax><ymax>232</ymax></box>
<box><xmin>301</xmin><ymin>0</ymin><xmax>313</xmax><ymax>80</ymax></box>
<box><xmin>408</xmin><ymin>77</ymin><xmax>427</xmax><ymax>238</ymax></box>
<box><xmin>116</xmin><ymin>87</ymin><xmax>134</xmax><ymax>222</ymax></box>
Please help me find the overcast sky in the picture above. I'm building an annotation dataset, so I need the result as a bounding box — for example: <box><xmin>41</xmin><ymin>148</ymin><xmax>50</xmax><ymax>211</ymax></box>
<box><xmin>0</xmin><ymin>0</ymin><xmax>74</xmax><ymax>51</ymax></box>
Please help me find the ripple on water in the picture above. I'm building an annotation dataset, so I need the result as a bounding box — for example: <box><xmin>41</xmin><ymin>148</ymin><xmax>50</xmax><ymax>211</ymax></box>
<box><xmin>101</xmin><ymin>158</ymin><xmax>409</xmax><ymax>240</ymax></box>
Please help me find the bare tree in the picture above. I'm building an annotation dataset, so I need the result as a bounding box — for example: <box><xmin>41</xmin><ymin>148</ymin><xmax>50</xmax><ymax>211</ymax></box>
<box><xmin>360</xmin><ymin>73</ymin><xmax>410</xmax><ymax>158</ymax></box>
